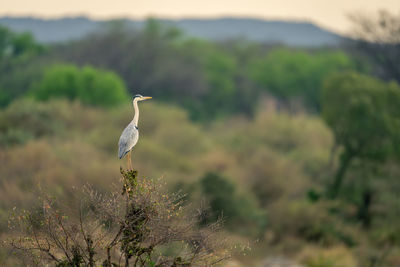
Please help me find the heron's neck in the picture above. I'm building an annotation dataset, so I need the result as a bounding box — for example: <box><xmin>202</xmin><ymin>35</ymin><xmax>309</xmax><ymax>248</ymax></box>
<box><xmin>133</xmin><ymin>100</ymin><xmax>139</xmax><ymax>126</ymax></box>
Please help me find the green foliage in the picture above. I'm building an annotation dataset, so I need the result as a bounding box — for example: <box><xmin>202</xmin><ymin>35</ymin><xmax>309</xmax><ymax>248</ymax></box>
<box><xmin>2</xmin><ymin>98</ymin><xmax>400</xmax><ymax>265</ymax></box>
<box><xmin>193</xmin><ymin>43</ymin><xmax>238</xmax><ymax>120</ymax></box>
<box><xmin>0</xmin><ymin>99</ymin><xmax>66</xmax><ymax>147</ymax></box>
<box><xmin>322</xmin><ymin>71</ymin><xmax>400</xmax><ymax>161</ymax></box>
<box><xmin>0</xmin><ymin>23</ymin><xmax>364</xmax><ymax>120</ymax></box>
<box><xmin>3</xmin><ymin>18</ymin><xmax>400</xmax><ymax>266</ymax></box>
<box><xmin>0</xmin><ymin>26</ymin><xmax>44</xmax><ymax>107</ymax></box>
<box><xmin>200</xmin><ymin>172</ymin><xmax>236</xmax><ymax>222</ymax></box>
<box><xmin>31</xmin><ymin>64</ymin><xmax>129</xmax><ymax>107</ymax></box>
<box><xmin>249</xmin><ymin>49</ymin><xmax>355</xmax><ymax>110</ymax></box>
<box><xmin>322</xmin><ymin>72</ymin><xmax>400</xmax><ymax>197</ymax></box>
<box><xmin>53</xmin><ymin>22</ymin><xmax>259</xmax><ymax>120</ymax></box>
<box><xmin>200</xmin><ymin>172</ymin><xmax>267</xmax><ymax>236</ymax></box>
<box><xmin>0</xmin><ymin>26</ymin><xmax>43</xmax><ymax>61</ymax></box>
<box><xmin>0</xmin><ymin>61</ymin><xmax>45</xmax><ymax>108</ymax></box>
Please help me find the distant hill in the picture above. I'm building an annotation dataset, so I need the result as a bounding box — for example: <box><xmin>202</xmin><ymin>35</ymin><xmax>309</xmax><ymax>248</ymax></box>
<box><xmin>0</xmin><ymin>16</ymin><xmax>344</xmax><ymax>47</ymax></box>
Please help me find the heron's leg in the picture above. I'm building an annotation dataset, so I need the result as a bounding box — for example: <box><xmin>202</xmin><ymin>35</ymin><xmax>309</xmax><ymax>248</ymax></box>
<box><xmin>127</xmin><ymin>151</ymin><xmax>132</xmax><ymax>170</ymax></box>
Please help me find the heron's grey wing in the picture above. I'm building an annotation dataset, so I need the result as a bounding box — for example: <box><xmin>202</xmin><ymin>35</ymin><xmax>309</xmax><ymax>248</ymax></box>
<box><xmin>118</xmin><ymin>123</ymin><xmax>139</xmax><ymax>159</ymax></box>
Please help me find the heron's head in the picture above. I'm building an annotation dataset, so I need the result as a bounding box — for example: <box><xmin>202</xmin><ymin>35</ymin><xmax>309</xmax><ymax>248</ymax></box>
<box><xmin>133</xmin><ymin>94</ymin><xmax>152</xmax><ymax>102</ymax></box>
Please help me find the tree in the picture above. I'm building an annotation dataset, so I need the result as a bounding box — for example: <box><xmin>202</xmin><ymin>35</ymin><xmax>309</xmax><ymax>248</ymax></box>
<box><xmin>0</xmin><ymin>26</ymin><xmax>43</xmax><ymax>62</ymax></box>
<box><xmin>0</xmin><ymin>26</ymin><xmax>44</xmax><ymax>107</ymax></box>
<box><xmin>249</xmin><ymin>48</ymin><xmax>355</xmax><ymax>111</ymax></box>
<box><xmin>53</xmin><ymin>20</ymin><xmax>261</xmax><ymax>121</ymax></box>
<box><xmin>31</xmin><ymin>64</ymin><xmax>129</xmax><ymax>107</ymax></box>
<box><xmin>321</xmin><ymin>71</ymin><xmax>400</xmax><ymax>199</ymax></box>
<box><xmin>183</xmin><ymin>41</ymin><xmax>239</xmax><ymax>120</ymax></box>
<box><xmin>348</xmin><ymin>10</ymin><xmax>400</xmax><ymax>83</ymax></box>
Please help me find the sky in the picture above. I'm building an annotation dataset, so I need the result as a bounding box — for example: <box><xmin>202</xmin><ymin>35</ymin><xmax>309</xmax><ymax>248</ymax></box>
<box><xmin>1</xmin><ymin>0</ymin><xmax>399</xmax><ymax>33</ymax></box>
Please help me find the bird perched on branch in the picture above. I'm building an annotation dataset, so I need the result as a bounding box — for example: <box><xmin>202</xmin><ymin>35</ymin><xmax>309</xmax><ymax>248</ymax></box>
<box><xmin>118</xmin><ymin>94</ymin><xmax>152</xmax><ymax>169</ymax></box>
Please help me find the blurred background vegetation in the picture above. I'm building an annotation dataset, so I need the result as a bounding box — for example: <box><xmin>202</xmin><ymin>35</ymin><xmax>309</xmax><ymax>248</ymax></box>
<box><xmin>1</xmin><ymin>10</ymin><xmax>400</xmax><ymax>266</ymax></box>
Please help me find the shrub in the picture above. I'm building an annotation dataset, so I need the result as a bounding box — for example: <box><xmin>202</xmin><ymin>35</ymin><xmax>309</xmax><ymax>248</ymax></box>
<box><xmin>6</xmin><ymin>169</ymin><xmax>230</xmax><ymax>266</ymax></box>
<box><xmin>199</xmin><ymin>172</ymin><xmax>267</xmax><ymax>237</ymax></box>
<box><xmin>0</xmin><ymin>99</ymin><xmax>65</xmax><ymax>147</ymax></box>
<box><xmin>31</xmin><ymin>64</ymin><xmax>129</xmax><ymax>107</ymax></box>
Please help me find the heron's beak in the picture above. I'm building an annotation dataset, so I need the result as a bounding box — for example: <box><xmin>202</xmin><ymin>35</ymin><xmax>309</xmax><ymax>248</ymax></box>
<box><xmin>143</xmin><ymin>96</ymin><xmax>152</xmax><ymax>100</ymax></box>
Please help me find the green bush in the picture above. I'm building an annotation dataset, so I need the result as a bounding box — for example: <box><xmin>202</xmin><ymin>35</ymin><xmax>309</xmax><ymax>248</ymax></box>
<box><xmin>200</xmin><ymin>172</ymin><xmax>267</xmax><ymax>236</ymax></box>
<box><xmin>31</xmin><ymin>64</ymin><xmax>129</xmax><ymax>107</ymax></box>
<box><xmin>0</xmin><ymin>99</ymin><xmax>103</xmax><ymax>147</ymax></box>
<box><xmin>0</xmin><ymin>99</ymin><xmax>65</xmax><ymax>146</ymax></box>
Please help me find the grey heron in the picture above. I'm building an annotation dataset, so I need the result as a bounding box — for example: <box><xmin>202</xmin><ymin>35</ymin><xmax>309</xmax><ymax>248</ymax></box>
<box><xmin>118</xmin><ymin>94</ymin><xmax>152</xmax><ymax>169</ymax></box>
